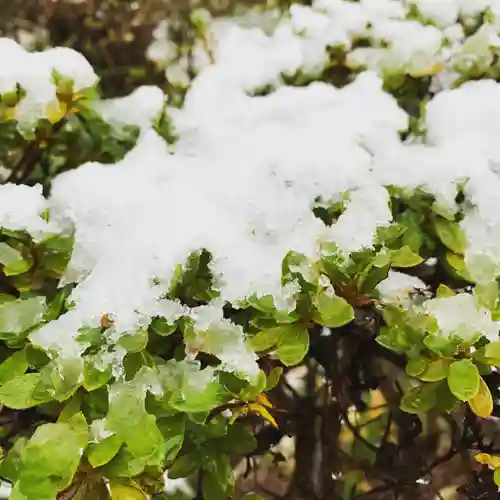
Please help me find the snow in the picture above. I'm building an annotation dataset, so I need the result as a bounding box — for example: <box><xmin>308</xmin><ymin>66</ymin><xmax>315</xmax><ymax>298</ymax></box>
<box><xmin>424</xmin><ymin>294</ymin><xmax>498</xmax><ymax>341</ymax></box>
<box><xmin>0</xmin><ymin>184</ymin><xmax>58</xmax><ymax>239</ymax></box>
<box><xmin>0</xmin><ymin>38</ymin><xmax>97</xmax><ymax>128</ymax></box>
<box><xmin>2</xmin><ymin>0</ymin><xmax>500</xmax><ymax>378</ymax></box>
<box><xmin>94</xmin><ymin>85</ymin><xmax>165</xmax><ymax>134</ymax></box>
<box><xmin>377</xmin><ymin>271</ymin><xmax>427</xmax><ymax>304</ymax></box>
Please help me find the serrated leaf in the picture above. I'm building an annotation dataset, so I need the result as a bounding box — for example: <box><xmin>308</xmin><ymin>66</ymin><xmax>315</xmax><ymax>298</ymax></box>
<box><xmin>389</xmin><ymin>246</ymin><xmax>424</xmax><ymax>268</ymax></box>
<box><xmin>312</xmin><ymin>290</ymin><xmax>354</xmax><ymax>328</ymax></box>
<box><xmin>419</xmin><ymin>358</ymin><xmax>452</xmax><ymax>382</ymax></box>
<box><xmin>110</xmin><ymin>482</ymin><xmax>147</xmax><ymax>500</ymax></box>
<box><xmin>434</xmin><ymin>218</ymin><xmax>466</xmax><ymax>254</ymax></box>
<box><xmin>0</xmin><ymin>373</ymin><xmax>51</xmax><ymax>409</ymax></box>
<box><xmin>468</xmin><ymin>376</ymin><xmax>493</xmax><ymax>418</ymax></box>
<box><xmin>0</xmin><ymin>350</ymin><xmax>28</xmax><ymax>385</ymax></box>
<box><xmin>448</xmin><ymin>359</ymin><xmax>480</xmax><ymax>401</ymax></box>
<box><xmin>276</xmin><ymin>325</ymin><xmax>309</xmax><ymax>366</ymax></box>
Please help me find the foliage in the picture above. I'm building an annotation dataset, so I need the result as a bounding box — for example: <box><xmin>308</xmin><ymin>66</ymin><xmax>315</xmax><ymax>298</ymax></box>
<box><xmin>2</xmin><ymin>1</ymin><xmax>500</xmax><ymax>500</ymax></box>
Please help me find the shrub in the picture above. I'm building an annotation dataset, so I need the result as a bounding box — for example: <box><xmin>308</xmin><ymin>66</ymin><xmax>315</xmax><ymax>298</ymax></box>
<box><xmin>2</xmin><ymin>1</ymin><xmax>500</xmax><ymax>500</ymax></box>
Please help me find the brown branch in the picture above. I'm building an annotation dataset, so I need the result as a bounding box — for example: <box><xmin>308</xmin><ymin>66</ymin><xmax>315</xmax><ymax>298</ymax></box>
<box><xmin>4</xmin><ymin>118</ymin><xmax>67</xmax><ymax>185</ymax></box>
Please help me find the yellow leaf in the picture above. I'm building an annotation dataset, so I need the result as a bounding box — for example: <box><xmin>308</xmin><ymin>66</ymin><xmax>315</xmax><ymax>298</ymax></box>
<box><xmin>475</xmin><ymin>453</ymin><xmax>500</xmax><ymax>469</ymax></box>
<box><xmin>248</xmin><ymin>403</ymin><xmax>278</xmax><ymax>428</ymax></box>
<box><xmin>469</xmin><ymin>377</ymin><xmax>493</xmax><ymax>419</ymax></box>
<box><xmin>45</xmin><ymin>100</ymin><xmax>67</xmax><ymax>124</ymax></box>
<box><xmin>110</xmin><ymin>482</ymin><xmax>147</xmax><ymax>500</ymax></box>
<box><xmin>409</xmin><ymin>63</ymin><xmax>444</xmax><ymax>78</ymax></box>
<box><xmin>255</xmin><ymin>394</ymin><xmax>273</xmax><ymax>409</ymax></box>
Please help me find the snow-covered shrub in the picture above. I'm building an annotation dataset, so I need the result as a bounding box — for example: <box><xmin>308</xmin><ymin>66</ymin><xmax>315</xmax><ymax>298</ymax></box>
<box><xmin>4</xmin><ymin>1</ymin><xmax>500</xmax><ymax>499</ymax></box>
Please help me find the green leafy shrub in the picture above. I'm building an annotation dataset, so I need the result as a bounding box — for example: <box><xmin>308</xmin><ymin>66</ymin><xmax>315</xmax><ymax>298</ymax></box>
<box><xmin>3</xmin><ymin>2</ymin><xmax>500</xmax><ymax>500</ymax></box>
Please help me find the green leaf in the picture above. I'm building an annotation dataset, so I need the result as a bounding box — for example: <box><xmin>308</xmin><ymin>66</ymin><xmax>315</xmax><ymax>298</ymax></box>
<box><xmin>474</xmin><ymin>282</ymin><xmax>499</xmax><ymax>311</ymax></box>
<box><xmin>0</xmin><ymin>373</ymin><xmax>51</xmax><ymax>409</ymax></box>
<box><xmin>106</xmin><ymin>379</ymin><xmax>165</xmax><ymax>465</ymax></box>
<box><xmin>110</xmin><ymin>482</ymin><xmax>147</xmax><ymax>500</ymax></box>
<box><xmin>436</xmin><ymin>284</ymin><xmax>455</xmax><ymax>298</ymax></box>
<box><xmin>246</xmin><ymin>294</ymin><xmax>275</xmax><ymax>313</ymax></box>
<box><xmin>312</xmin><ymin>290</ymin><xmax>354</xmax><ymax>328</ymax></box>
<box><xmin>15</xmin><ymin>422</ymin><xmax>83</xmax><ymax>499</ymax></box>
<box><xmin>0</xmin><ymin>437</ymin><xmax>27</xmax><ymax>483</ymax></box>
<box><xmin>445</xmin><ymin>253</ymin><xmax>473</xmax><ymax>282</ymax></box>
<box><xmin>83</xmin><ymin>357</ymin><xmax>111</xmax><ymax>391</ymax></box>
<box><xmin>87</xmin><ymin>434</ymin><xmax>123</xmax><ymax>468</ymax></box>
<box><xmin>484</xmin><ymin>341</ymin><xmax>500</xmax><ymax>363</ymax></box>
<box><xmin>0</xmin><ymin>243</ymin><xmax>31</xmax><ymax>276</ymax></box>
<box><xmin>157</xmin><ymin>414</ymin><xmax>186</xmax><ymax>463</ymax></box>
<box><xmin>168</xmin><ymin>450</ymin><xmax>203</xmax><ymax>479</ymax></box>
<box><xmin>434</xmin><ymin>382</ymin><xmax>459</xmax><ymax>413</ymax></box>
<box><xmin>40</xmin><ymin>358</ymin><xmax>82</xmax><ymax>401</ymax></box>
<box><xmin>151</xmin><ymin>317</ymin><xmax>177</xmax><ymax>337</ymax></box>
<box><xmin>419</xmin><ymin>358</ymin><xmax>452</xmax><ymax>382</ymax></box>
<box><xmin>117</xmin><ymin>328</ymin><xmax>148</xmax><ymax>353</ymax></box>
<box><xmin>248</xmin><ymin>326</ymin><xmax>285</xmax><ymax>352</ymax></box>
<box><xmin>494</xmin><ymin>468</ymin><xmax>500</xmax><ymax>488</ymax></box>
<box><xmin>203</xmin><ymin>454</ymin><xmax>233</xmax><ymax>500</ymax></box>
<box><xmin>405</xmin><ymin>357</ymin><xmax>428</xmax><ymax>377</ymax></box>
<box><xmin>66</xmin><ymin>411</ymin><xmax>89</xmax><ymax>449</ymax></box>
<box><xmin>433</xmin><ymin>218</ymin><xmax>466</xmax><ymax>254</ymax></box>
<box><xmin>222</xmin><ymin>423</ymin><xmax>257</xmax><ymax>455</ymax></box>
<box><xmin>376</xmin><ymin>325</ymin><xmax>422</xmax><ymax>356</ymax></box>
<box><xmin>0</xmin><ymin>350</ymin><xmax>28</xmax><ymax>385</ymax></box>
<box><xmin>266</xmin><ymin>367</ymin><xmax>283</xmax><ymax>390</ymax></box>
<box><xmin>389</xmin><ymin>246</ymin><xmax>424</xmax><ymax>268</ymax></box>
<box><xmin>400</xmin><ymin>382</ymin><xmax>439</xmax><ymax>414</ymax></box>
<box><xmin>424</xmin><ymin>335</ymin><xmax>460</xmax><ymax>357</ymax></box>
<box><xmin>103</xmin><ymin>446</ymin><xmax>146</xmax><ymax>478</ymax></box>
<box><xmin>448</xmin><ymin>359</ymin><xmax>480</xmax><ymax>401</ymax></box>
<box><xmin>0</xmin><ymin>297</ymin><xmax>45</xmax><ymax>339</ymax></box>
<box><xmin>276</xmin><ymin>325</ymin><xmax>309</xmax><ymax>366</ymax></box>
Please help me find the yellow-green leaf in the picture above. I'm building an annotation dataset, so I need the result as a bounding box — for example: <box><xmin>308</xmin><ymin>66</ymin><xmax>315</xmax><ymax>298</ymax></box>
<box><xmin>389</xmin><ymin>246</ymin><xmax>424</xmax><ymax>268</ymax></box>
<box><xmin>110</xmin><ymin>482</ymin><xmax>147</xmax><ymax>500</ymax></box>
<box><xmin>419</xmin><ymin>358</ymin><xmax>451</xmax><ymax>382</ymax></box>
<box><xmin>447</xmin><ymin>359</ymin><xmax>480</xmax><ymax>402</ymax></box>
<box><xmin>434</xmin><ymin>218</ymin><xmax>466</xmax><ymax>254</ymax></box>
